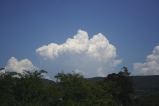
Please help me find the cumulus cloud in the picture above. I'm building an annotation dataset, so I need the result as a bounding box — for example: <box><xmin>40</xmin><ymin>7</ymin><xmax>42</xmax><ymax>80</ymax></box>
<box><xmin>4</xmin><ymin>57</ymin><xmax>36</xmax><ymax>74</ymax></box>
<box><xmin>133</xmin><ymin>45</ymin><xmax>159</xmax><ymax>75</ymax></box>
<box><xmin>0</xmin><ymin>68</ymin><xmax>5</xmax><ymax>74</ymax></box>
<box><xmin>36</xmin><ymin>30</ymin><xmax>122</xmax><ymax>77</ymax></box>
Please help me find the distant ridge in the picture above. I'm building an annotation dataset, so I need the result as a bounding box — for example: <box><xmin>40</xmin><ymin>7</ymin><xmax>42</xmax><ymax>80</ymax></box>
<box><xmin>132</xmin><ymin>75</ymin><xmax>159</xmax><ymax>96</ymax></box>
<box><xmin>88</xmin><ymin>75</ymin><xmax>159</xmax><ymax>96</ymax></box>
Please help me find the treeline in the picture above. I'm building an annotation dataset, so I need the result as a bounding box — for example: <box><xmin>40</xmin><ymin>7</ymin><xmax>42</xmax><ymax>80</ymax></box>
<box><xmin>0</xmin><ymin>67</ymin><xmax>156</xmax><ymax>106</ymax></box>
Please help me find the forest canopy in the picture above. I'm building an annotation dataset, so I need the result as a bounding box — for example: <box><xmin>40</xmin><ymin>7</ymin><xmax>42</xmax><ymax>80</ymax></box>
<box><xmin>0</xmin><ymin>67</ymin><xmax>158</xmax><ymax>106</ymax></box>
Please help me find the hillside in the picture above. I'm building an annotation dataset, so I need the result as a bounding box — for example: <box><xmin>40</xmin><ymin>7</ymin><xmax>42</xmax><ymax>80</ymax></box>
<box><xmin>88</xmin><ymin>75</ymin><xmax>159</xmax><ymax>96</ymax></box>
<box><xmin>133</xmin><ymin>75</ymin><xmax>159</xmax><ymax>96</ymax></box>
<box><xmin>88</xmin><ymin>75</ymin><xmax>159</xmax><ymax>106</ymax></box>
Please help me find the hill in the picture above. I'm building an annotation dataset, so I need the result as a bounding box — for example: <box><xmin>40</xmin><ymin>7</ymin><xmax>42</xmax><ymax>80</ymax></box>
<box><xmin>88</xmin><ymin>75</ymin><xmax>159</xmax><ymax>96</ymax></box>
<box><xmin>88</xmin><ymin>75</ymin><xmax>159</xmax><ymax>106</ymax></box>
<box><xmin>132</xmin><ymin>75</ymin><xmax>159</xmax><ymax>96</ymax></box>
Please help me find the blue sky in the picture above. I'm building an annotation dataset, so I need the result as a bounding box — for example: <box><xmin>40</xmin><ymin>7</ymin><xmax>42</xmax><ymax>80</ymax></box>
<box><xmin>0</xmin><ymin>0</ymin><xmax>159</xmax><ymax>77</ymax></box>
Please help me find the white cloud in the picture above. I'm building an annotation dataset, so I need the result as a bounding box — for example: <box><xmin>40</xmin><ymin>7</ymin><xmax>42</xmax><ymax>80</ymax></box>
<box><xmin>0</xmin><ymin>68</ymin><xmax>5</xmax><ymax>74</ymax></box>
<box><xmin>36</xmin><ymin>30</ymin><xmax>122</xmax><ymax>77</ymax></box>
<box><xmin>5</xmin><ymin>57</ymin><xmax>36</xmax><ymax>74</ymax></box>
<box><xmin>133</xmin><ymin>45</ymin><xmax>159</xmax><ymax>75</ymax></box>
<box><xmin>96</xmin><ymin>67</ymin><xmax>106</xmax><ymax>77</ymax></box>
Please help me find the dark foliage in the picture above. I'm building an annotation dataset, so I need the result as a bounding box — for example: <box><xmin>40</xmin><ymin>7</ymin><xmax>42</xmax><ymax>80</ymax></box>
<box><xmin>0</xmin><ymin>67</ymin><xmax>158</xmax><ymax>106</ymax></box>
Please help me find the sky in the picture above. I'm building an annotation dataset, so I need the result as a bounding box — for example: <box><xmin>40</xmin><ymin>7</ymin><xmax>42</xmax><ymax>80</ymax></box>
<box><xmin>0</xmin><ymin>0</ymin><xmax>159</xmax><ymax>78</ymax></box>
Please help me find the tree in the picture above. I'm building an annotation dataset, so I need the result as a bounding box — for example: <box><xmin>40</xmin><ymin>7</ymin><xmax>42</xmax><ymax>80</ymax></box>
<box><xmin>0</xmin><ymin>70</ymin><xmax>61</xmax><ymax>106</ymax></box>
<box><xmin>55</xmin><ymin>72</ymin><xmax>94</xmax><ymax>106</ymax></box>
<box><xmin>0</xmin><ymin>67</ymin><xmax>135</xmax><ymax>106</ymax></box>
<box><xmin>105</xmin><ymin>67</ymin><xmax>134</xmax><ymax>106</ymax></box>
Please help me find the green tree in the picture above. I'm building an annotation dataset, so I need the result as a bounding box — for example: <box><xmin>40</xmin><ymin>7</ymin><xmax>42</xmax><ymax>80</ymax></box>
<box><xmin>0</xmin><ymin>72</ymin><xmax>17</xmax><ymax>106</ymax></box>
<box><xmin>0</xmin><ymin>67</ymin><xmax>135</xmax><ymax>106</ymax></box>
<box><xmin>55</xmin><ymin>72</ymin><xmax>94</xmax><ymax>106</ymax></box>
<box><xmin>104</xmin><ymin>67</ymin><xmax>134</xmax><ymax>106</ymax></box>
